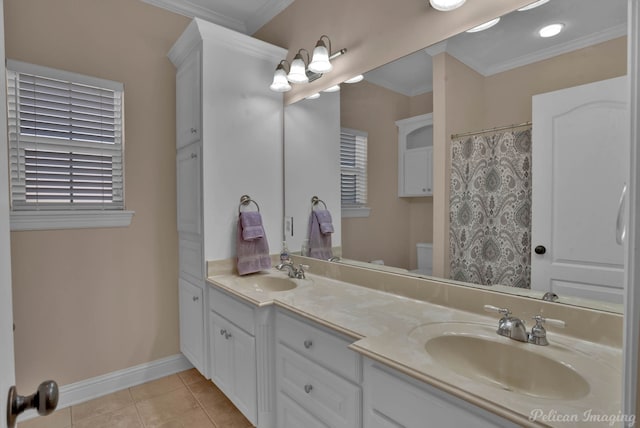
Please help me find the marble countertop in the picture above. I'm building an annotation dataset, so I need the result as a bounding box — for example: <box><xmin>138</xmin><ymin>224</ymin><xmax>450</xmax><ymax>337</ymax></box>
<box><xmin>207</xmin><ymin>268</ymin><xmax>622</xmax><ymax>427</ymax></box>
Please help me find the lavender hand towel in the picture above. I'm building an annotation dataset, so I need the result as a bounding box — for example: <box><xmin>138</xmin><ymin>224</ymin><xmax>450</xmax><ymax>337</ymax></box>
<box><xmin>313</xmin><ymin>209</ymin><xmax>334</xmax><ymax>235</ymax></box>
<box><xmin>237</xmin><ymin>217</ymin><xmax>271</xmax><ymax>275</ymax></box>
<box><xmin>240</xmin><ymin>211</ymin><xmax>265</xmax><ymax>241</ymax></box>
<box><xmin>308</xmin><ymin>210</ymin><xmax>332</xmax><ymax>260</ymax></box>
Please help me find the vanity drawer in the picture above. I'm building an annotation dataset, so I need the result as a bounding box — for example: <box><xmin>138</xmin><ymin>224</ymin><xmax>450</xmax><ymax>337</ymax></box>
<box><xmin>278</xmin><ymin>392</ymin><xmax>329</xmax><ymax>428</ymax></box>
<box><xmin>276</xmin><ymin>310</ymin><xmax>361</xmax><ymax>383</ymax></box>
<box><xmin>209</xmin><ymin>286</ymin><xmax>255</xmax><ymax>335</ymax></box>
<box><xmin>277</xmin><ymin>343</ymin><xmax>361</xmax><ymax>428</ymax></box>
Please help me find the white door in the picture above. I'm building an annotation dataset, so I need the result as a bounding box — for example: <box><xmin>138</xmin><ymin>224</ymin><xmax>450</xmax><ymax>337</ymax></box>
<box><xmin>0</xmin><ymin>0</ymin><xmax>16</xmax><ymax>425</ymax></box>
<box><xmin>531</xmin><ymin>76</ymin><xmax>628</xmax><ymax>303</ymax></box>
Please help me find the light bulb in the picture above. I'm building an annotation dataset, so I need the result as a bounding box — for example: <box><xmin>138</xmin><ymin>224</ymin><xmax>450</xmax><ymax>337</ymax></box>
<box><xmin>539</xmin><ymin>23</ymin><xmax>564</xmax><ymax>38</ymax></box>
<box><xmin>309</xmin><ymin>40</ymin><xmax>332</xmax><ymax>73</ymax></box>
<box><xmin>323</xmin><ymin>85</ymin><xmax>340</xmax><ymax>92</ymax></box>
<box><xmin>466</xmin><ymin>17</ymin><xmax>500</xmax><ymax>33</ymax></box>
<box><xmin>287</xmin><ymin>53</ymin><xmax>308</xmax><ymax>83</ymax></box>
<box><xmin>306</xmin><ymin>93</ymin><xmax>320</xmax><ymax>100</ymax></box>
<box><xmin>269</xmin><ymin>65</ymin><xmax>291</xmax><ymax>92</ymax></box>
<box><xmin>518</xmin><ymin>0</ymin><xmax>550</xmax><ymax>11</ymax></box>
<box><xmin>429</xmin><ymin>0</ymin><xmax>466</xmax><ymax>12</ymax></box>
<box><xmin>345</xmin><ymin>75</ymin><xmax>364</xmax><ymax>84</ymax></box>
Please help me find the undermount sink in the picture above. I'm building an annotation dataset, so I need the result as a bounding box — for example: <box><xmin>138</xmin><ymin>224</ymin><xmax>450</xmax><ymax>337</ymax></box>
<box><xmin>407</xmin><ymin>321</ymin><xmax>596</xmax><ymax>401</ymax></box>
<box><xmin>425</xmin><ymin>334</ymin><xmax>590</xmax><ymax>400</ymax></box>
<box><xmin>247</xmin><ymin>275</ymin><xmax>299</xmax><ymax>292</ymax></box>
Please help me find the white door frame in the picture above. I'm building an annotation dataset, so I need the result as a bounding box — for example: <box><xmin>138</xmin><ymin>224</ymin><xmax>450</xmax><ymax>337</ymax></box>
<box><xmin>0</xmin><ymin>0</ymin><xmax>16</xmax><ymax>427</ymax></box>
<box><xmin>624</xmin><ymin>0</ymin><xmax>640</xmax><ymax>422</ymax></box>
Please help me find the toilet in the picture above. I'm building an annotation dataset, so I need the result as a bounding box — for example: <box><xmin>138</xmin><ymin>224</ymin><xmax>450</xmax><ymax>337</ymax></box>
<box><xmin>413</xmin><ymin>242</ymin><xmax>433</xmax><ymax>276</ymax></box>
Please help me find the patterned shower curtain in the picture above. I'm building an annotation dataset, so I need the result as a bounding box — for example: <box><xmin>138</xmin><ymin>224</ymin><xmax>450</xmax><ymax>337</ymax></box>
<box><xmin>449</xmin><ymin>127</ymin><xmax>532</xmax><ymax>288</ymax></box>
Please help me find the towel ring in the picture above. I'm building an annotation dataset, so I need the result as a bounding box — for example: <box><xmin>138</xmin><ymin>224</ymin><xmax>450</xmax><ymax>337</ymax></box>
<box><xmin>311</xmin><ymin>196</ymin><xmax>327</xmax><ymax>210</ymax></box>
<box><xmin>238</xmin><ymin>195</ymin><xmax>260</xmax><ymax>213</ymax></box>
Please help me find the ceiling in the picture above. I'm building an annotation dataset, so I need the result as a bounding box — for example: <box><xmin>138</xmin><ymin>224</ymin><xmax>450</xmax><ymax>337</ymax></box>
<box><xmin>142</xmin><ymin>0</ymin><xmax>627</xmax><ymax>96</ymax></box>
<box><xmin>141</xmin><ymin>0</ymin><xmax>295</xmax><ymax>35</ymax></box>
<box><xmin>365</xmin><ymin>0</ymin><xmax>627</xmax><ymax>96</ymax></box>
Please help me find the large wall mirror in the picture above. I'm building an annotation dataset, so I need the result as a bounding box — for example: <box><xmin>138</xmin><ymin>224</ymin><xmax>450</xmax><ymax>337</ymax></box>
<box><xmin>284</xmin><ymin>0</ymin><xmax>628</xmax><ymax>314</ymax></box>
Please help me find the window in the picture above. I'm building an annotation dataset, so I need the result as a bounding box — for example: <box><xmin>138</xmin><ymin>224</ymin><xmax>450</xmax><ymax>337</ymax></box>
<box><xmin>6</xmin><ymin>60</ymin><xmax>133</xmax><ymax>230</ymax></box>
<box><xmin>340</xmin><ymin>127</ymin><xmax>370</xmax><ymax>218</ymax></box>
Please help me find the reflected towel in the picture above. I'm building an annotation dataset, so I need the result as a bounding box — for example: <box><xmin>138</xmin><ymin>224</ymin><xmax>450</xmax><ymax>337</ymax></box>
<box><xmin>240</xmin><ymin>211</ymin><xmax>265</xmax><ymax>241</ymax></box>
<box><xmin>308</xmin><ymin>210</ymin><xmax>333</xmax><ymax>260</ymax></box>
<box><xmin>313</xmin><ymin>209</ymin><xmax>334</xmax><ymax>234</ymax></box>
<box><xmin>237</xmin><ymin>216</ymin><xmax>271</xmax><ymax>275</ymax></box>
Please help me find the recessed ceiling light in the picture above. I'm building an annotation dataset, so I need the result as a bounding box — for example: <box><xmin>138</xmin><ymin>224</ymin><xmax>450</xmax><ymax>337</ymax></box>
<box><xmin>539</xmin><ymin>23</ymin><xmax>564</xmax><ymax>38</ymax></box>
<box><xmin>518</xmin><ymin>0</ymin><xmax>550</xmax><ymax>11</ymax></box>
<box><xmin>345</xmin><ymin>75</ymin><xmax>364</xmax><ymax>84</ymax></box>
<box><xmin>429</xmin><ymin>0</ymin><xmax>466</xmax><ymax>12</ymax></box>
<box><xmin>306</xmin><ymin>93</ymin><xmax>320</xmax><ymax>100</ymax></box>
<box><xmin>323</xmin><ymin>85</ymin><xmax>341</xmax><ymax>92</ymax></box>
<box><xmin>466</xmin><ymin>17</ymin><xmax>500</xmax><ymax>33</ymax></box>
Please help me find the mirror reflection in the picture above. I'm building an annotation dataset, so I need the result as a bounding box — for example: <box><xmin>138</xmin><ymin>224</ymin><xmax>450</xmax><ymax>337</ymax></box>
<box><xmin>284</xmin><ymin>0</ymin><xmax>627</xmax><ymax>313</ymax></box>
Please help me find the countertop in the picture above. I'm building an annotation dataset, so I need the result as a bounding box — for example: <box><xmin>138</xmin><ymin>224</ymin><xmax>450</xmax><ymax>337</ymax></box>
<box><xmin>206</xmin><ymin>268</ymin><xmax>622</xmax><ymax>427</ymax></box>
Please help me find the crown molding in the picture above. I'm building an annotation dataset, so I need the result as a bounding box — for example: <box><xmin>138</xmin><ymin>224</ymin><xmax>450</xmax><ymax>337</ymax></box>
<box><xmin>141</xmin><ymin>0</ymin><xmax>246</xmax><ymax>33</ymax></box>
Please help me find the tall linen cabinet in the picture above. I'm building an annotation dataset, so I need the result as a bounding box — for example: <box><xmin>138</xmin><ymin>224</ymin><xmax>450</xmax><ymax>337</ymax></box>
<box><xmin>168</xmin><ymin>18</ymin><xmax>286</xmax><ymax>427</ymax></box>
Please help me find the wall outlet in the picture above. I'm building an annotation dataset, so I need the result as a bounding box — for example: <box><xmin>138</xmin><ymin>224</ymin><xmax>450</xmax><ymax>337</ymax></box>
<box><xmin>284</xmin><ymin>216</ymin><xmax>293</xmax><ymax>236</ymax></box>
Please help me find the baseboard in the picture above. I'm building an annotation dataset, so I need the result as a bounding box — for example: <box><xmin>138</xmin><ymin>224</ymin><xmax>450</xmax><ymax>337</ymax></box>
<box><xmin>18</xmin><ymin>354</ymin><xmax>193</xmax><ymax>422</ymax></box>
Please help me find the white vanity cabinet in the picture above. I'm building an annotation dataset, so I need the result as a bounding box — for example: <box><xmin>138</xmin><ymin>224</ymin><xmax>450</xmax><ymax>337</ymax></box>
<box><xmin>396</xmin><ymin>113</ymin><xmax>434</xmax><ymax>197</ymax></box>
<box><xmin>275</xmin><ymin>309</ymin><xmax>363</xmax><ymax>428</ymax></box>
<box><xmin>169</xmin><ymin>17</ymin><xmax>285</xmax><ymax>387</ymax></box>
<box><xmin>363</xmin><ymin>358</ymin><xmax>516</xmax><ymax>428</ymax></box>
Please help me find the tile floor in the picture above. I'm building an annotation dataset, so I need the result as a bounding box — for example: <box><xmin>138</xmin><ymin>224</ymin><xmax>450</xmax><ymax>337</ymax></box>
<box><xmin>17</xmin><ymin>369</ymin><xmax>253</xmax><ymax>428</ymax></box>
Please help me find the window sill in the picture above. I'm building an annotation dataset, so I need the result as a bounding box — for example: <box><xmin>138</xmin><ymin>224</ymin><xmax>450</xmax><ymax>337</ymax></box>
<box><xmin>10</xmin><ymin>210</ymin><xmax>135</xmax><ymax>231</ymax></box>
<box><xmin>342</xmin><ymin>207</ymin><xmax>371</xmax><ymax>218</ymax></box>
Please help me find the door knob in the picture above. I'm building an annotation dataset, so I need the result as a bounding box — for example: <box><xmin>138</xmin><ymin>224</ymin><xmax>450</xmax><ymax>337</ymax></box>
<box><xmin>7</xmin><ymin>380</ymin><xmax>59</xmax><ymax>428</ymax></box>
<box><xmin>534</xmin><ymin>245</ymin><xmax>546</xmax><ymax>255</ymax></box>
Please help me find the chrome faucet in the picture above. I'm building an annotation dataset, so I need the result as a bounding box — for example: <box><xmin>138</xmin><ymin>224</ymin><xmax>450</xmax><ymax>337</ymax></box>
<box><xmin>485</xmin><ymin>305</ymin><xmax>528</xmax><ymax>342</ymax></box>
<box><xmin>275</xmin><ymin>260</ymin><xmax>308</xmax><ymax>279</ymax></box>
<box><xmin>484</xmin><ymin>305</ymin><xmax>565</xmax><ymax>346</ymax></box>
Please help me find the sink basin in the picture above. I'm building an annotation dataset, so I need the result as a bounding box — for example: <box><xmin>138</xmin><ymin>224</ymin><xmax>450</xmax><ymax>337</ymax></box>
<box><xmin>424</xmin><ymin>333</ymin><xmax>590</xmax><ymax>400</ymax></box>
<box><xmin>248</xmin><ymin>275</ymin><xmax>298</xmax><ymax>292</ymax></box>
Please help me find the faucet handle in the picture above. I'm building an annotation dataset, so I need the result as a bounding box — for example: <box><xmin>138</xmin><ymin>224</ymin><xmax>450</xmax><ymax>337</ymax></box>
<box><xmin>483</xmin><ymin>305</ymin><xmax>511</xmax><ymax>317</ymax></box>
<box><xmin>532</xmin><ymin>315</ymin><xmax>565</xmax><ymax>329</ymax></box>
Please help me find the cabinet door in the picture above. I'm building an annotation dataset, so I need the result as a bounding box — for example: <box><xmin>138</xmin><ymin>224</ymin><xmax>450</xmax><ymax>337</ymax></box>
<box><xmin>176</xmin><ymin>49</ymin><xmax>201</xmax><ymax>148</ymax></box>
<box><xmin>403</xmin><ymin>147</ymin><xmax>431</xmax><ymax>196</ymax></box>
<box><xmin>209</xmin><ymin>312</ymin><xmax>257</xmax><ymax>425</ymax></box>
<box><xmin>178</xmin><ymin>279</ymin><xmax>205</xmax><ymax>374</ymax></box>
<box><xmin>177</xmin><ymin>143</ymin><xmax>202</xmax><ymax>234</ymax></box>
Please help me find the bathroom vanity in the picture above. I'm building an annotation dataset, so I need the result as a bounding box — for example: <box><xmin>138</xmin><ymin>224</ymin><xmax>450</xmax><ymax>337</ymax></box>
<box><xmin>199</xmin><ymin>258</ymin><xmax>622</xmax><ymax>428</ymax></box>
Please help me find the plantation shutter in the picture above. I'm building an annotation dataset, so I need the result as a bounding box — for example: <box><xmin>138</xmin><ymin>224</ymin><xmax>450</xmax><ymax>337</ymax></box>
<box><xmin>340</xmin><ymin>128</ymin><xmax>367</xmax><ymax>207</ymax></box>
<box><xmin>7</xmin><ymin>60</ymin><xmax>124</xmax><ymax>211</ymax></box>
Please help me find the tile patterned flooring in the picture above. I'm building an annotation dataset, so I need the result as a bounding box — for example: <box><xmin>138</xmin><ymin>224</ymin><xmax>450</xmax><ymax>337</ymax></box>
<box><xmin>17</xmin><ymin>369</ymin><xmax>253</xmax><ymax>428</ymax></box>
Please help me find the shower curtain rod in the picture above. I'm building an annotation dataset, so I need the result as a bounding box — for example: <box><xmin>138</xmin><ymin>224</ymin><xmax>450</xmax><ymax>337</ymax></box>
<box><xmin>450</xmin><ymin>121</ymin><xmax>532</xmax><ymax>140</ymax></box>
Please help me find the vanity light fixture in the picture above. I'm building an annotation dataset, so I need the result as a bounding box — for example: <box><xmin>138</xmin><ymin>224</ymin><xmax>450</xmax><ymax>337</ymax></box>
<box><xmin>466</xmin><ymin>17</ymin><xmax>500</xmax><ymax>33</ymax></box>
<box><xmin>269</xmin><ymin>60</ymin><xmax>292</xmax><ymax>92</ymax></box>
<box><xmin>429</xmin><ymin>0</ymin><xmax>466</xmax><ymax>11</ymax></box>
<box><xmin>306</xmin><ymin>93</ymin><xmax>321</xmax><ymax>100</ymax></box>
<box><xmin>539</xmin><ymin>23</ymin><xmax>564</xmax><ymax>38</ymax></box>
<box><xmin>323</xmin><ymin>85</ymin><xmax>340</xmax><ymax>92</ymax></box>
<box><xmin>287</xmin><ymin>49</ymin><xmax>311</xmax><ymax>83</ymax></box>
<box><xmin>517</xmin><ymin>0</ymin><xmax>550</xmax><ymax>11</ymax></box>
<box><xmin>345</xmin><ymin>74</ymin><xmax>364</xmax><ymax>83</ymax></box>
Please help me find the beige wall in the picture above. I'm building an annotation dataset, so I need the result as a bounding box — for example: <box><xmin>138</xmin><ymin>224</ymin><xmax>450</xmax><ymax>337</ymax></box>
<box><xmin>341</xmin><ymin>81</ymin><xmax>432</xmax><ymax>268</ymax></box>
<box><xmin>5</xmin><ymin>0</ymin><xmax>189</xmax><ymax>391</ymax></box>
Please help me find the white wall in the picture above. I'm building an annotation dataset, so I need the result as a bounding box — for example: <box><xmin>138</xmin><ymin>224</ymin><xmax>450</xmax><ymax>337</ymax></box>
<box><xmin>284</xmin><ymin>91</ymin><xmax>341</xmax><ymax>254</ymax></box>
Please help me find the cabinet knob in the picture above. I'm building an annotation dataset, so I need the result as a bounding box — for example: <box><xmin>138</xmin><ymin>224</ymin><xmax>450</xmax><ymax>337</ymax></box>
<box><xmin>190</xmin><ymin>153</ymin><xmax>198</xmax><ymax>159</ymax></box>
<box><xmin>220</xmin><ymin>329</ymin><xmax>226</xmax><ymax>336</ymax></box>
<box><xmin>422</xmin><ymin>188</ymin><xmax>426</xmax><ymax>192</ymax></box>
<box><xmin>304</xmin><ymin>384</ymin><xmax>313</xmax><ymax>394</ymax></box>
<box><xmin>303</xmin><ymin>340</ymin><xmax>313</xmax><ymax>349</ymax></box>
<box><xmin>192</xmin><ymin>296</ymin><xmax>199</xmax><ymax>302</ymax></box>
<box><xmin>190</xmin><ymin>128</ymin><xmax>197</xmax><ymax>134</ymax></box>
<box><xmin>225</xmin><ymin>332</ymin><xmax>232</xmax><ymax>340</ymax></box>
